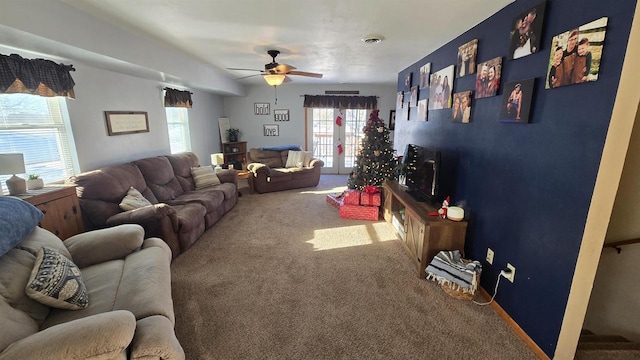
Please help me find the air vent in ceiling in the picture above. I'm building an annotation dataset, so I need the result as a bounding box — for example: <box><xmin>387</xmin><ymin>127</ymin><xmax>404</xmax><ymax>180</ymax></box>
<box><xmin>361</xmin><ymin>34</ymin><xmax>385</xmax><ymax>44</ymax></box>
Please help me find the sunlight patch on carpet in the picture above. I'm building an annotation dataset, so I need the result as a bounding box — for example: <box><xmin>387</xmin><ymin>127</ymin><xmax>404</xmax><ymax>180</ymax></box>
<box><xmin>307</xmin><ymin>222</ymin><xmax>397</xmax><ymax>251</ymax></box>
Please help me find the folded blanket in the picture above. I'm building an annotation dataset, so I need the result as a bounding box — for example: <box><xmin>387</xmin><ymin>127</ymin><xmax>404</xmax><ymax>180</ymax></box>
<box><xmin>259</xmin><ymin>144</ymin><xmax>301</xmax><ymax>151</ymax></box>
<box><xmin>425</xmin><ymin>250</ymin><xmax>481</xmax><ymax>294</ymax></box>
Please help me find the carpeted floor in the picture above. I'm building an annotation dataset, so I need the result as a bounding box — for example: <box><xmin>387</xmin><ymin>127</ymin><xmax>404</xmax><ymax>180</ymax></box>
<box><xmin>171</xmin><ymin>175</ymin><xmax>538</xmax><ymax>359</ymax></box>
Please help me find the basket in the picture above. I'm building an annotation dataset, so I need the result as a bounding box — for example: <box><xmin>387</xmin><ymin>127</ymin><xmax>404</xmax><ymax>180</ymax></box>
<box><xmin>441</xmin><ymin>272</ymin><xmax>479</xmax><ymax>301</ymax></box>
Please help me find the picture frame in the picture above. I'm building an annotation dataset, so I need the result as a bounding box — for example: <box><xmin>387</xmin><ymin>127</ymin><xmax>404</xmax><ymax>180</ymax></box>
<box><xmin>509</xmin><ymin>1</ymin><xmax>546</xmax><ymax>60</ymax></box>
<box><xmin>475</xmin><ymin>57</ymin><xmax>503</xmax><ymax>99</ymax></box>
<box><xmin>389</xmin><ymin>110</ymin><xmax>396</xmax><ymax>130</ymax></box>
<box><xmin>457</xmin><ymin>39</ymin><xmax>478</xmax><ymax>77</ymax></box>
<box><xmin>418</xmin><ymin>99</ymin><xmax>428</xmax><ymax>122</ymax></box>
<box><xmin>274</xmin><ymin>109</ymin><xmax>290</xmax><ymax>121</ymax></box>
<box><xmin>409</xmin><ymin>86</ymin><xmax>418</xmax><ymax>108</ymax></box>
<box><xmin>428</xmin><ymin>65</ymin><xmax>455</xmax><ymax>110</ymax></box>
<box><xmin>263</xmin><ymin>124</ymin><xmax>279</xmax><ymax>136</ymax></box>
<box><xmin>104</xmin><ymin>111</ymin><xmax>149</xmax><ymax>136</ymax></box>
<box><xmin>403</xmin><ymin>72</ymin><xmax>412</xmax><ymax>92</ymax></box>
<box><xmin>500</xmin><ymin>78</ymin><xmax>535</xmax><ymax>123</ymax></box>
<box><xmin>452</xmin><ymin>91</ymin><xmax>473</xmax><ymax>123</ymax></box>
<box><xmin>254</xmin><ymin>102</ymin><xmax>270</xmax><ymax>115</ymax></box>
<box><xmin>419</xmin><ymin>63</ymin><xmax>431</xmax><ymax>88</ymax></box>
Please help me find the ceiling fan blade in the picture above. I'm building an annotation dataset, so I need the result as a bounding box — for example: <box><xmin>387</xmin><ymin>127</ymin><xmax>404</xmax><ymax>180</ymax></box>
<box><xmin>283</xmin><ymin>75</ymin><xmax>293</xmax><ymax>83</ymax></box>
<box><xmin>235</xmin><ymin>73</ymin><xmax>262</xmax><ymax>80</ymax></box>
<box><xmin>275</xmin><ymin>64</ymin><xmax>296</xmax><ymax>73</ymax></box>
<box><xmin>227</xmin><ymin>67</ymin><xmax>263</xmax><ymax>72</ymax></box>
<box><xmin>288</xmin><ymin>70</ymin><xmax>323</xmax><ymax>78</ymax></box>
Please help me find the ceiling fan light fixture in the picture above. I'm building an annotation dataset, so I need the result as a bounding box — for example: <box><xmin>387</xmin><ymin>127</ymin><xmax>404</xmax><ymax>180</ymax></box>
<box><xmin>264</xmin><ymin>74</ymin><xmax>286</xmax><ymax>86</ymax></box>
<box><xmin>361</xmin><ymin>34</ymin><xmax>385</xmax><ymax>44</ymax></box>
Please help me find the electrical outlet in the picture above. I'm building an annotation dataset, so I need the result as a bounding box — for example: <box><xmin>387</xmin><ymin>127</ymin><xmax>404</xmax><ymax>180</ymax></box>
<box><xmin>486</xmin><ymin>248</ymin><xmax>494</xmax><ymax>264</ymax></box>
<box><xmin>504</xmin><ymin>263</ymin><xmax>516</xmax><ymax>283</ymax></box>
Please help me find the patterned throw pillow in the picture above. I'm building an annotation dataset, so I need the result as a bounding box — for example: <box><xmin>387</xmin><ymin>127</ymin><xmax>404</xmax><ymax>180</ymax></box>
<box><xmin>285</xmin><ymin>150</ymin><xmax>305</xmax><ymax>168</ymax></box>
<box><xmin>119</xmin><ymin>186</ymin><xmax>152</xmax><ymax>211</ymax></box>
<box><xmin>191</xmin><ymin>166</ymin><xmax>221</xmax><ymax>190</ymax></box>
<box><xmin>26</xmin><ymin>247</ymin><xmax>89</xmax><ymax>310</ymax></box>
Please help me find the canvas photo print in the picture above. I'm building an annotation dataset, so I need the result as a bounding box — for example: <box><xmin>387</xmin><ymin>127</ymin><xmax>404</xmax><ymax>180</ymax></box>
<box><xmin>418</xmin><ymin>99</ymin><xmax>428</xmax><ymax>122</ymax></box>
<box><xmin>428</xmin><ymin>65</ymin><xmax>454</xmax><ymax>110</ymax></box>
<box><xmin>452</xmin><ymin>91</ymin><xmax>472</xmax><ymax>123</ymax></box>
<box><xmin>475</xmin><ymin>57</ymin><xmax>502</xmax><ymax>99</ymax></box>
<box><xmin>419</xmin><ymin>63</ymin><xmax>431</xmax><ymax>88</ymax></box>
<box><xmin>404</xmin><ymin>72</ymin><xmax>412</xmax><ymax>92</ymax></box>
<box><xmin>409</xmin><ymin>86</ymin><xmax>418</xmax><ymax>108</ymax></box>
<box><xmin>500</xmin><ymin>78</ymin><xmax>535</xmax><ymax>123</ymax></box>
<box><xmin>396</xmin><ymin>91</ymin><xmax>403</xmax><ymax>109</ymax></box>
<box><xmin>457</xmin><ymin>39</ymin><xmax>478</xmax><ymax>77</ymax></box>
<box><xmin>546</xmin><ymin>17</ymin><xmax>608</xmax><ymax>89</ymax></box>
<box><xmin>509</xmin><ymin>1</ymin><xmax>546</xmax><ymax>60</ymax></box>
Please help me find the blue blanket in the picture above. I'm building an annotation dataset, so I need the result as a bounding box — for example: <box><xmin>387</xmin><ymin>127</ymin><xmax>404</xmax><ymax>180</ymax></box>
<box><xmin>259</xmin><ymin>144</ymin><xmax>301</xmax><ymax>151</ymax></box>
<box><xmin>0</xmin><ymin>196</ymin><xmax>43</xmax><ymax>257</ymax></box>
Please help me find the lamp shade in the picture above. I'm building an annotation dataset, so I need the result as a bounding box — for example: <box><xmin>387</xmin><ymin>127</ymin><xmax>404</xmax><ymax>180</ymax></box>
<box><xmin>210</xmin><ymin>153</ymin><xmax>224</xmax><ymax>166</ymax></box>
<box><xmin>263</xmin><ymin>74</ymin><xmax>285</xmax><ymax>86</ymax></box>
<box><xmin>0</xmin><ymin>153</ymin><xmax>26</xmax><ymax>175</ymax></box>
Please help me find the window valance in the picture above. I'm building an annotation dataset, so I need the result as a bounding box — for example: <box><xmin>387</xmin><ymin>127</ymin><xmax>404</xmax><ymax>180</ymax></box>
<box><xmin>303</xmin><ymin>95</ymin><xmax>377</xmax><ymax>109</ymax></box>
<box><xmin>0</xmin><ymin>53</ymin><xmax>76</xmax><ymax>98</ymax></box>
<box><xmin>164</xmin><ymin>88</ymin><xmax>193</xmax><ymax>108</ymax></box>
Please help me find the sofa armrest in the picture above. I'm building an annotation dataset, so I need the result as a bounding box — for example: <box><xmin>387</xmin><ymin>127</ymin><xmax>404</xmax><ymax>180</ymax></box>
<box><xmin>309</xmin><ymin>158</ymin><xmax>324</xmax><ymax>168</ymax></box>
<box><xmin>130</xmin><ymin>315</ymin><xmax>185</xmax><ymax>360</ymax></box>
<box><xmin>247</xmin><ymin>162</ymin><xmax>270</xmax><ymax>175</ymax></box>
<box><xmin>65</xmin><ymin>224</ymin><xmax>145</xmax><ymax>268</ymax></box>
<box><xmin>0</xmin><ymin>311</ymin><xmax>135</xmax><ymax>360</ymax></box>
<box><xmin>216</xmin><ymin>169</ymin><xmax>237</xmax><ymax>186</ymax></box>
<box><xmin>142</xmin><ymin>237</ymin><xmax>173</xmax><ymax>263</ymax></box>
<box><xmin>106</xmin><ymin>203</ymin><xmax>179</xmax><ymax>230</ymax></box>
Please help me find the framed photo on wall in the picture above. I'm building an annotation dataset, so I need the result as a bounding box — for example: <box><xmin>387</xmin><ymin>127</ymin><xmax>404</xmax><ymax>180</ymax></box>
<box><xmin>509</xmin><ymin>1</ymin><xmax>546</xmax><ymax>60</ymax></box>
<box><xmin>500</xmin><ymin>78</ymin><xmax>535</xmax><ymax>123</ymax></box>
<box><xmin>104</xmin><ymin>111</ymin><xmax>149</xmax><ymax>136</ymax></box>
<box><xmin>389</xmin><ymin>110</ymin><xmax>396</xmax><ymax>130</ymax></box>
<box><xmin>263</xmin><ymin>124</ymin><xmax>279</xmax><ymax>136</ymax></box>
<box><xmin>254</xmin><ymin>102</ymin><xmax>270</xmax><ymax>115</ymax></box>
<box><xmin>475</xmin><ymin>57</ymin><xmax>502</xmax><ymax>99</ymax></box>
<box><xmin>274</xmin><ymin>109</ymin><xmax>289</xmax><ymax>121</ymax></box>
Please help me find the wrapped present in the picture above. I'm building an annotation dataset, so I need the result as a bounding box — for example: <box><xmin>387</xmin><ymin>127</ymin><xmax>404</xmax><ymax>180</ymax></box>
<box><xmin>326</xmin><ymin>193</ymin><xmax>344</xmax><ymax>209</ymax></box>
<box><xmin>339</xmin><ymin>204</ymin><xmax>379</xmax><ymax>221</ymax></box>
<box><xmin>342</xmin><ymin>189</ymin><xmax>361</xmax><ymax>205</ymax></box>
<box><xmin>360</xmin><ymin>185</ymin><xmax>381</xmax><ymax>206</ymax></box>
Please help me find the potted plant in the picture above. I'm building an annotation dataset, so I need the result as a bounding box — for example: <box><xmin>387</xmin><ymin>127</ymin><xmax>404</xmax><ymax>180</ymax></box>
<box><xmin>27</xmin><ymin>174</ymin><xmax>44</xmax><ymax>190</ymax></box>
<box><xmin>226</xmin><ymin>128</ymin><xmax>241</xmax><ymax>142</ymax></box>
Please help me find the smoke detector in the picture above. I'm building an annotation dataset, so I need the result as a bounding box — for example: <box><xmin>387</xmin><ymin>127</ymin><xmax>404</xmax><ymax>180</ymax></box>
<box><xmin>361</xmin><ymin>34</ymin><xmax>385</xmax><ymax>44</ymax></box>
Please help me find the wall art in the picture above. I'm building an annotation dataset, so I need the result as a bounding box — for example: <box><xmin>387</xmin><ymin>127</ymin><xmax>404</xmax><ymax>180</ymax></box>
<box><xmin>500</xmin><ymin>78</ymin><xmax>535</xmax><ymax>123</ymax></box>
<box><xmin>396</xmin><ymin>91</ymin><xmax>404</xmax><ymax>109</ymax></box>
<box><xmin>104</xmin><ymin>111</ymin><xmax>149</xmax><ymax>136</ymax></box>
<box><xmin>545</xmin><ymin>17</ymin><xmax>608</xmax><ymax>89</ymax></box>
<box><xmin>428</xmin><ymin>65</ymin><xmax>454</xmax><ymax>109</ymax></box>
<box><xmin>419</xmin><ymin>63</ymin><xmax>431</xmax><ymax>88</ymax></box>
<box><xmin>263</xmin><ymin>124</ymin><xmax>279</xmax><ymax>136</ymax></box>
<box><xmin>254</xmin><ymin>102</ymin><xmax>270</xmax><ymax>115</ymax></box>
<box><xmin>274</xmin><ymin>109</ymin><xmax>290</xmax><ymax>121</ymax></box>
<box><xmin>403</xmin><ymin>72</ymin><xmax>412</xmax><ymax>92</ymax></box>
<box><xmin>457</xmin><ymin>39</ymin><xmax>478</xmax><ymax>77</ymax></box>
<box><xmin>509</xmin><ymin>1</ymin><xmax>546</xmax><ymax>60</ymax></box>
<box><xmin>417</xmin><ymin>99</ymin><xmax>428</xmax><ymax>122</ymax></box>
<box><xmin>389</xmin><ymin>110</ymin><xmax>396</xmax><ymax>130</ymax></box>
<box><xmin>452</xmin><ymin>91</ymin><xmax>473</xmax><ymax>123</ymax></box>
<box><xmin>409</xmin><ymin>86</ymin><xmax>418</xmax><ymax>108</ymax></box>
<box><xmin>475</xmin><ymin>57</ymin><xmax>502</xmax><ymax>99</ymax></box>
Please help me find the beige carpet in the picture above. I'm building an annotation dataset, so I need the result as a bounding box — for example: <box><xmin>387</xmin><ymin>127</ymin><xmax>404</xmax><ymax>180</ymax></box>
<box><xmin>171</xmin><ymin>175</ymin><xmax>538</xmax><ymax>360</ymax></box>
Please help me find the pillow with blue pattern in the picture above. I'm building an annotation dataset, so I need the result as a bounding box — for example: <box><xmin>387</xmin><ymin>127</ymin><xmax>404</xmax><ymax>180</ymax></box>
<box><xmin>0</xmin><ymin>197</ymin><xmax>43</xmax><ymax>257</ymax></box>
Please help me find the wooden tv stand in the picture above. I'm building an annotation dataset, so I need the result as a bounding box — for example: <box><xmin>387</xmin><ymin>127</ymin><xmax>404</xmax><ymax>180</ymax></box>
<box><xmin>382</xmin><ymin>180</ymin><xmax>467</xmax><ymax>278</ymax></box>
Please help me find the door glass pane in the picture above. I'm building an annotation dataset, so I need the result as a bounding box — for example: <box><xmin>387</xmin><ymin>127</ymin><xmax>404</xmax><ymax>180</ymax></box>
<box><xmin>312</xmin><ymin>108</ymin><xmax>334</xmax><ymax>167</ymax></box>
<box><xmin>344</xmin><ymin>109</ymin><xmax>368</xmax><ymax>168</ymax></box>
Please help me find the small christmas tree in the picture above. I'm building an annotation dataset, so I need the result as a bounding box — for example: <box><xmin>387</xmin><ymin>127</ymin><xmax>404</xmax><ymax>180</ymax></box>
<box><xmin>347</xmin><ymin>109</ymin><xmax>396</xmax><ymax>190</ymax></box>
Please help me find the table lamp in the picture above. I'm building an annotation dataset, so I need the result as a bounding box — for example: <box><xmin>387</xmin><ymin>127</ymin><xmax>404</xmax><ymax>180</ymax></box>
<box><xmin>0</xmin><ymin>153</ymin><xmax>27</xmax><ymax>195</ymax></box>
<box><xmin>211</xmin><ymin>153</ymin><xmax>224</xmax><ymax>173</ymax></box>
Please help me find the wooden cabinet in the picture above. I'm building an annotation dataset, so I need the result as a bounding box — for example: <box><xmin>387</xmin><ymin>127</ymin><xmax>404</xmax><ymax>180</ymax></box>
<box><xmin>383</xmin><ymin>180</ymin><xmax>467</xmax><ymax>278</ymax></box>
<box><xmin>222</xmin><ymin>141</ymin><xmax>247</xmax><ymax>168</ymax></box>
<box><xmin>17</xmin><ymin>186</ymin><xmax>84</xmax><ymax>240</ymax></box>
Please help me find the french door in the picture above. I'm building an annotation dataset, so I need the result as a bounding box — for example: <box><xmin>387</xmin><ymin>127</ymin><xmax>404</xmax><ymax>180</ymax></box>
<box><xmin>306</xmin><ymin>108</ymin><xmax>369</xmax><ymax>174</ymax></box>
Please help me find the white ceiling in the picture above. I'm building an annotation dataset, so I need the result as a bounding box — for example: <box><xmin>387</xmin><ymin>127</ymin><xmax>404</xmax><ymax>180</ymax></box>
<box><xmin>62</xmin><ymin>0</ymin><xmax>513</xmax><ymax>86</ymax></box>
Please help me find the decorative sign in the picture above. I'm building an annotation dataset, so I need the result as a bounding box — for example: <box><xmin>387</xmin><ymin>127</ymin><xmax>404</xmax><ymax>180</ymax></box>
<box><xmin>263</xmin><ymin>124</ymin><xmax>279</xmax><ymax>136</ymax></box>
<box><xmin>104</xmin><ymin>111</ymin><xmax>149</xmax><ymax>136</ymax></box>
<box><xmin>254</xmin><ymin>103</ymin><xmax>270</xmax><ymax>115</ymax></box>
<box><xmin>274</xmin><ymin>109</ymin><xmax>290</xmax><ymax>121</ymax></box>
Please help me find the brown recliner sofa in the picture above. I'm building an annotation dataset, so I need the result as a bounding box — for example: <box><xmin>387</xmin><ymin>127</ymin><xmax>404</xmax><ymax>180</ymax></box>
<box><xmin>246</xmin><ymin>147</ymin><xmax>324</xmax><ymax>193</ymax></box>
<box><xmin>68</xmin><ymin>152</ymin><xmax>237</xmax><ymax>259</ymax></box>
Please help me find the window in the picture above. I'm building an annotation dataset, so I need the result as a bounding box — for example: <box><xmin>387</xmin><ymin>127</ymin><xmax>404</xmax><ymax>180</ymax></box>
<box><xmin>165</xmin><ymin>107</ymin><xmax>191</xmax><ymax>153</ymax></box>
<box><xmin>0</xmin><ymin>94</ymin><xmax>78</xmax><ymax>187</ymax></box>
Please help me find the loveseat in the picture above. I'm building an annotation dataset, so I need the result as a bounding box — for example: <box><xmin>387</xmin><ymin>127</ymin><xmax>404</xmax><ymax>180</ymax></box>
<box><xmin>68</xmin><ymin>152</ymin><xmax>237</xmax><ymax>259</ymax></box>
<box><xmin>246</xmin><ymin>147</ymin><xmax>324</xmax><ymax>193</ymax></box>
<box><xmin>0</xmin><ymin>197</ymin><xmax>184</xmax><ymax>359</ymax></box>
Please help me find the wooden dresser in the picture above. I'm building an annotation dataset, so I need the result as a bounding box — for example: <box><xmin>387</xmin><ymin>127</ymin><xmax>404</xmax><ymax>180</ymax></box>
<box><xmin>16</xmin><ymin>186</ymin><xmax>84</xmax><ymax>240</ymax></box>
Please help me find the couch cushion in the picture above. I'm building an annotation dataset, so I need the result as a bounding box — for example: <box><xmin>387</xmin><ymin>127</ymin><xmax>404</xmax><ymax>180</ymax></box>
<box><xmin>26</xmin><ymin>247</ymin><xmax>89</xmax><ymax>310</ymax></box>
<box><xmin>119</xmin><ymin>186</ymin><xmax>152</xmax><ymax>211</ymax></box>
<box><xmin>134</xmin><ymin>156</ymin><xmax>185</xmax><ymax>202</ymax></box>
<box><xmin>170</xmin><ymin>190</ymin><xmax>224</xmax><ymax>213</ymax></box>
<box><xmin>166</xmin><ymin>152</ymin><xmax>199</xmax><ymax>192</ymax></box>
<box><xmin>267</xmin><ymin>168</ymin><xmax>294</xmax><ymax>183</ymax></box>
<box><xmin>249</xmin><ymin>149</ymin><xmax>284</xmax><ymax>168</ymax></box>
<box><xmin>191</xmin><ymin>166</ymin><xmax>221</xmax><ymax>189</ymax></box>
<box><xmin>285</xmin><ymin>150</ymin><xmax>306</xmax><ymax>168</ymax></box>
<box><xmin>0</xmin><ymin>197</ymin><xmax>43</xmax><ymax>257</ymax></box>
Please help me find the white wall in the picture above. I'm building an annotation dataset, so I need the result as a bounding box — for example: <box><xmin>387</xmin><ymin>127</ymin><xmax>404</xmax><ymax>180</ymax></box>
<box><xmin>223</xmin><ymin>84</ymin><xmax>396</xmax><ymax>152</ymax></box>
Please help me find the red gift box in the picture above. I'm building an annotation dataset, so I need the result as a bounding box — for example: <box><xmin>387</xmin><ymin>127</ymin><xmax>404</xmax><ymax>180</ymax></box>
<box><xmin>339</xmin><ymin>204</ymin><xmax>379</xmax><ymax>221</ymax></box>
<box><xmin>342</xmin><ymin>189</ymin><xmax>361</xmax><ymax>205</ymax></box>
<box><xmin>360</xmin><ymin>192</ymin><xmax>381</xmax><ymax>206</ymax></box>
<box><xmin>326</xmin><ymin>193</ymin><xmax>344</xmax><ymax>209</ymax></box>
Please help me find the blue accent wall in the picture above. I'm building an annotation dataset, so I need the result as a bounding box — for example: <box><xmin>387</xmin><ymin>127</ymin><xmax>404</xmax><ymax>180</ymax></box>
<box><xmin>395</xmin><ymin>0</ymin><xmax>637</xmax><ymax>356</ymax></box>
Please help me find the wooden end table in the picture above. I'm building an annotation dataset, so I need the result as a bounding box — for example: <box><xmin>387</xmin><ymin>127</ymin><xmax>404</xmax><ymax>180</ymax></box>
<box><xmin>235</xmin><ymin>170</ymin><xmax>254</xmax><ymax>194</ymax></box>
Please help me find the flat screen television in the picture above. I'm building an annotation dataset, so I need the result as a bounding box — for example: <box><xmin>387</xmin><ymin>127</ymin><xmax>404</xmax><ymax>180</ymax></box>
<box><xmin>402</xmin><ymin>144</ymin><xmax>441</xmax><ymax>204</ymax></box>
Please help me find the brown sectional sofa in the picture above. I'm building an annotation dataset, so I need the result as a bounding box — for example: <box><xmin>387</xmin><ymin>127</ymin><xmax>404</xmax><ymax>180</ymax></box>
<box><xmin>68</xmin><ymin>152</ymin><xmax>237</xmax><ymax>259</ymax></box>
<box><xmin>246</xmin><ymin>147</ymin><xmax>324</xmax><ymax>193</ymax></box>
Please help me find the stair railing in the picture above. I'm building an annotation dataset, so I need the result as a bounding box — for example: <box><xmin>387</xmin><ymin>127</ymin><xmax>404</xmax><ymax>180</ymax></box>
<box><xmin>603</xmin><ymin>237</ymin><xmax>640</xmax><ymax>254</ymax></box>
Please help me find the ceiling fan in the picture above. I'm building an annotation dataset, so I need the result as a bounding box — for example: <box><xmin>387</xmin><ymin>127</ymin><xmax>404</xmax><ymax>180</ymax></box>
<box><xmin>227</xmin><ymin>50</ymin><xmax>323</xmax><ymax>86</ymax></box>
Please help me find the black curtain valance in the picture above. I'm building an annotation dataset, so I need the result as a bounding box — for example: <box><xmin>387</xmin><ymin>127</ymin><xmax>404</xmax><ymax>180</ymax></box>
<box><xmin>0</xmin><ymin>53</ymin><xmax>75</xmax><ymax>98</ymax></box>
<box><xmin>303</xmin><ymin>95</ymin><xmax>377</xmax><ymax>109</ymax></box>
<box><xmin>164</xmin><ymin>88</ymin><xmax>193</xmax><ymax>108</ymax></box>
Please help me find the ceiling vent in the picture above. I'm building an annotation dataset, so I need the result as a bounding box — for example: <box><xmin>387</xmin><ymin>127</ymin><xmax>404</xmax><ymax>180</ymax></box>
<box><xmin>361</xmin><ymin>34</ymin><xmax>385</xmax><ymax>44</ymax></box>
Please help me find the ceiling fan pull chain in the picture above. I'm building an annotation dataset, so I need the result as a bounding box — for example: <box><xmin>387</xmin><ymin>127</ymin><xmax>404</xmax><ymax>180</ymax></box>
<box><xmin>274</xmin><ymin>85</ymin><xmax>278</xmax><ymax>105</ymax></box>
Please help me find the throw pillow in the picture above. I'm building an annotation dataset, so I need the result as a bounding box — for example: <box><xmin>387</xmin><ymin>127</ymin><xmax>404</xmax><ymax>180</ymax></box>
<box><xmin>285</xmin><ymin>150</ymin><xmax>305</xmax><ymax>168</ymax></box>
<box><xmin>191</xmin><ymin>166</ymin><xmax>221</xmax><ymax>190</ymax></box>
<box><xmin>0</xmin><ymin>197</ymin><xmax>43</xmax><ymax>257</ymax></box>
<box><xmin>302</xmin><ymin>151</ymin><xmax>313</xmax><ymax>167</ymax></box>
<box><xmin>119</xmin><ymin>186</ymin><xmax>152</xmax><ymax>211</ymax></box>
<box><xmin>26</xmin><ymin>247</ymin><xmax>89</xmax><ymax>310</ymax></box>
